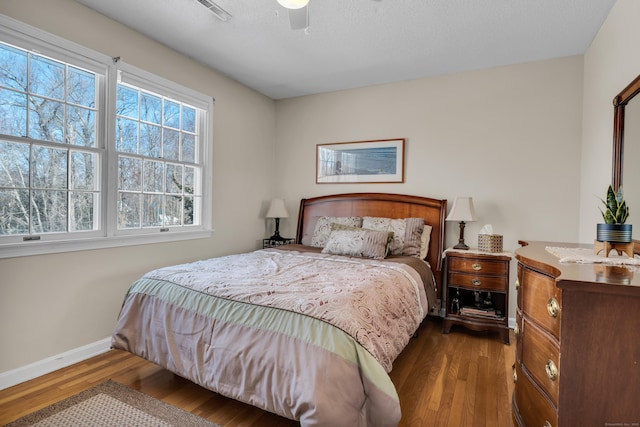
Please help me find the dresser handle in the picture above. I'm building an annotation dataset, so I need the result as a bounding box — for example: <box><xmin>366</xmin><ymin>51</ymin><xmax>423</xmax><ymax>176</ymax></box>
<box><xmin>514</xmin><ymin>323</ymin><xmax>520</xmax><ymax>335</ymax></box>
<box><xmin>547</xmin><ymin>298</ymin><xmax>560</xmax><ymax>318</ymax></box>
<box><xmin>543</xmin><ymin>421</ymin><xmax>552</xmax><ymax>427</ymax></box>
<box><xmin>472</xmin><ymin>263</ymin><xmax>482</xmax><ymax>271</ymax></box>
<box><xmin>513</xmin><ymin>367</ymin><xmax>517</xmax><ymax>383</ymax></box>
<box><xmin>515</xmin><ymin>278</ymin><xmax>520</xmax><ymax>291</ymax></box>
<box><xmin>471</xmin><ymin>279</ymin><xmax>482</xmax><ymax>286</ymax></box>
<box><xmin>545</xmin><ymin>360</ymin><xmax>558</xmax><ymax>381</ymax></box>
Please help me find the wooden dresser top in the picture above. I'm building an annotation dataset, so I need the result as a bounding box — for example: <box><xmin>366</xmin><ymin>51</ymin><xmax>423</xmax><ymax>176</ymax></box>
<box><xmin>515</xmin><ymin>241</ymin><xmax>640</xmax><ymax>295</ymax></box>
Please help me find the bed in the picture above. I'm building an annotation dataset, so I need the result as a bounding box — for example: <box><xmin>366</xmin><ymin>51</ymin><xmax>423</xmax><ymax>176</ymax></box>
<box><xmin>111</xmin><ymin>193</ymin><xmax>447</xmax><ymax>427</ymax></box>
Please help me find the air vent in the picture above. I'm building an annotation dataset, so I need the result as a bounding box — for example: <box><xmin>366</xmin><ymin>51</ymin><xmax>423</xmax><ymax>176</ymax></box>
<box><xmin>195</xmin><ymin>0</ymin><xmax>232</xmax><ymax>21</ymax></box>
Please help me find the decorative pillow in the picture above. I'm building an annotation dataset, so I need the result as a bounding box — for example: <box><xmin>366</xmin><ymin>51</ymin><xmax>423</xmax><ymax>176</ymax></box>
<box><xmin>310</xmin><ymin>216</ymin><xmax>362</xmax><ymax>248</ymax></box>
<box><xmin>362</xmin><ymin>216</ymin><xmax>425</xmax><ymax>257</ymax></box>
<box><xmin>330</xmin><ymin>223</ymin><xmax>394</xmax><ymax>256</ymax></box>
<box><xmin>420</xmin><ymin>225</ymin><xmax>433</xmax><ymax>260</ymax></box>
<box><xmin>321</xmin><ymin>228</ymin><xmax>391</xmax><ymax>260</ymax></box>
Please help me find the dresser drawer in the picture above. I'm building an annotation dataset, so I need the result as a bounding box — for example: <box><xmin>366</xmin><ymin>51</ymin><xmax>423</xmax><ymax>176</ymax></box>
<box><xmin>522</xmin><ymin>317</ymin><xmax>560</xmax><ymax>406</ymax></box>
<box><xmin>448</xmin><ymin>272</ymin><xmax>506</xmax><ymax>291</ymax></box>
<box><xmin>515</xmin><ymin>309</ymin><xmax>523</xmax><ymax>363</ymax></box>
<box><xmin>521</xmin><ymin>266</ymin><xmax>562</xmax><ymax>339</ymax></box>
<box><xmin>448</xmin><ymin>257</ymin><xmax>509</xmax><ymax>276</ymax></box>
<box><xmin>513</xmin><ymin>363</ymin><xmax>558</xmax><ymax>427</ymax></box>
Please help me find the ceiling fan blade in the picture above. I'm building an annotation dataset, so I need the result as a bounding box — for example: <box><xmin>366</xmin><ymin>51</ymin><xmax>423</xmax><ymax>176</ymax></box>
<box><xmin>288</xmin><ymin>5</ymin><xmax>308</xmax><ymax>30</ymax></box>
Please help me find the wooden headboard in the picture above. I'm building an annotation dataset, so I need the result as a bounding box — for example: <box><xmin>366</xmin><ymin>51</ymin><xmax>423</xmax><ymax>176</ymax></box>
<box><xmin>295</xmin><ymin>193</ymin><xmax>447</xmax><ymax>284</ymax></box>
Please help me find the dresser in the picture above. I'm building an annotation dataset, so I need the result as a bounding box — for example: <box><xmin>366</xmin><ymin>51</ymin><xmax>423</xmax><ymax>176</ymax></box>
<box><xmin>513</xmin><ymin>241</ymin><xmax>640</xmax><ymax>427</ymax></box>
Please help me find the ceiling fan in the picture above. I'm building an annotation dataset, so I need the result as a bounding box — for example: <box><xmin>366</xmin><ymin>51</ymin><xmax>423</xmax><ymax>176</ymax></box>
<box><xmin>277</xmin><ymin>0</ymin><xmax>310</xmax><ymax>30</ymax></box>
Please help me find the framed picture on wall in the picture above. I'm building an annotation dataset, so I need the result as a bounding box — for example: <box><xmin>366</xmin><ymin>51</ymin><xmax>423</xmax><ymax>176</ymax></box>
<box><xmin>316</xmin><ymin>138</ymin><xmax>405</xmax><ymax>184</ymax></box>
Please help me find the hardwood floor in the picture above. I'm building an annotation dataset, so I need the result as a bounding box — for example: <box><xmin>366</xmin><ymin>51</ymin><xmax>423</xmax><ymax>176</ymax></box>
<box><xmin>0</xmin><ymin>318</ymin><xmax>515</xmax><ymax>426</ymax></box>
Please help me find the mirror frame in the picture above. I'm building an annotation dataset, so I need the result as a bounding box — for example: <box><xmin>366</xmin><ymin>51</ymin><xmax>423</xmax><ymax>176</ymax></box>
<box><xmin>612</xmin><ymin>73</ymin><xmax>640</xmax><ymax>254</ymax></box>
<box><xmin>612</xmin><ymin>73</ymin><xmax>640</xmax><ymax>189</ymax></box>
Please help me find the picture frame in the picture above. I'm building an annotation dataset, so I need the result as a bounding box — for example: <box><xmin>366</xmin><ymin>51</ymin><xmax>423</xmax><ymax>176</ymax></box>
<box><xmin>316</xmin><ymin>138</ymin><xmax>405</xmax><ymax>184</ymax></box>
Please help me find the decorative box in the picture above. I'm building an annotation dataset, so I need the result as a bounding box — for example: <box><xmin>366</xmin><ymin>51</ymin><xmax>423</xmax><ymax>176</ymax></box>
<box><xmin>478</xmin><ymin>234</ymin><xmax>503</xmax><ymax>253</ymax></box>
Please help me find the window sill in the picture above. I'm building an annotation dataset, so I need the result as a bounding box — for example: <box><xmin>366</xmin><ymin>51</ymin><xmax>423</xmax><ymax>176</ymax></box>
<box><xmin>0</xmin><ymin>229</ymin><xmax>214</xmax><ymax>259</ymax></box>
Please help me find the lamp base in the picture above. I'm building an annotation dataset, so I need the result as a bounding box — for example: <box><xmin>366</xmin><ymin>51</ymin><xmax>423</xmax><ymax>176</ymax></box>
<box><xmin>268</xmin><ymin>233</ymin><xmax>286</xmax><ymax>241</ymax></box>
<box><xmin>453</xmin><ymin>221</ymin><xmax>470</xmax><ymax>250</ymax></box>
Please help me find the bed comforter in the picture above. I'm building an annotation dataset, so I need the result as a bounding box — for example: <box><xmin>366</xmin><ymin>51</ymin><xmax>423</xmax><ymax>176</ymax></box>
<box><xmin>111</xmin><ymin>245</ymin><xmax>436</xmax><ymax>427</ymax></box>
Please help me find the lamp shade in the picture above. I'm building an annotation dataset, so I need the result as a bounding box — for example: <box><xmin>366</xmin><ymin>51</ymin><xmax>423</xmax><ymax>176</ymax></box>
<box><xmin>266</xmin><ymin>198</ymin><xmax>289</xmax><ymax>219</ymax></box>
<box><xmin>277</xmin><ymin>0</ymin><xmax>309</xmax><ymax>9</ymax></box>
<box><xmin>446</xmin><ymin>197</ymin><xmax>478</xmax><ymax>222</ymax></box>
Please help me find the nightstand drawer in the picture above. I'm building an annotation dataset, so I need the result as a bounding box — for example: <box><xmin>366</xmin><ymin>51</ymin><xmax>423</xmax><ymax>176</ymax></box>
<box><xmin>448</xmin><ymin>257</ymin><xmax>508</xmax><ymax>276</ymax></box>
<box><xmin>448</xmin><ymin>272</ymin><xmax>506</xmax><ymax>291</ymax></box>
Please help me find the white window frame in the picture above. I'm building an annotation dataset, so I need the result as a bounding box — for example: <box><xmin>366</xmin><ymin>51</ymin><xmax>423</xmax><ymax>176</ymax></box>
<box><xmin>0</xmin><ymin>15</ymin><xmax>213</xmax><ymax>259</ymax></box>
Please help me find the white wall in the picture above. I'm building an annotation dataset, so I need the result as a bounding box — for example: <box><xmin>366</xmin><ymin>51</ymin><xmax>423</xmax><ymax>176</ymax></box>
<box><xmin>579</xmin><ymin>0</ymin><xmax>640</xmax><ymax>243</ymax></box>
<box><xmin>0</xmin><ymin>0</ymin><xmax>277</xmax><ymax>374</ymax></box>
<box><xmin>275</xmin><ymin>56</ymin><xmax>585</xmax><ymax>319</ymax></box>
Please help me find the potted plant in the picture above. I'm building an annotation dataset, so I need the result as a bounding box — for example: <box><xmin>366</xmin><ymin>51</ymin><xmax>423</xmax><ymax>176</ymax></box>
<box><xmin>597</xmin><ymin>185</ymin><xmax>632</xmax><ymax>243</ymax></box>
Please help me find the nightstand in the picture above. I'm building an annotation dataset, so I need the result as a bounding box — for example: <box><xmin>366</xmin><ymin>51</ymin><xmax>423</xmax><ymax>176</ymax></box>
<box><xmin>442</xmin><ymin>248</ymin><xmax>511</xmax><ymax>343</ymax></box>
<box><xmin>263</xmin><ymin>238</ymin><xmax>294</xmax><ymax>248</ymax></box>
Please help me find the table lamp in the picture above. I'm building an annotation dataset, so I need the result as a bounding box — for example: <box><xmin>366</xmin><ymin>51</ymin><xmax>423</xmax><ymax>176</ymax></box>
<box><xmin>446</xmin><ymin>197</ymin><xmax>477</xmax><ymax>250</ymax></box>
<box><xmin>266</xmin><ymin>198</ymin><xmax>289</xmax><ymax>241</ymax></box>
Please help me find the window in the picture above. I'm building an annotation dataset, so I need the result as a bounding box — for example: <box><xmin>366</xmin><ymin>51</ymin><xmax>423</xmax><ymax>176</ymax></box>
<box><xmin>0</xmin><ymin>18</ymin><xmax>212</xmax><ymax>258</ymax></box>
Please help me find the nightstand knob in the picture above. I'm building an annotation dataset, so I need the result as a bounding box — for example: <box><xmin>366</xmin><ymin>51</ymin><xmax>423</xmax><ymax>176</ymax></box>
<box><xmin>547</xmin><ymin>298</ymin><xmax>560</xmax><ymax>318</ymax></box>
<box><xmin>545</xmin><ymin>359</ymin><xmax>558</xmax><ymax>381</ymax></box>
<box><xmin>471</xmin><ymin>279</ymin><xmax>482</xmax><ymax>286</ymax></box>
<box><xmin>472</xmin><ymin>263</ymin><xmax>482</xmax><ymax>271</ymax></box>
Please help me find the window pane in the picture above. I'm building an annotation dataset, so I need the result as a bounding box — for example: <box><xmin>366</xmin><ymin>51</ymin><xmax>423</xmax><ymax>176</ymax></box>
<box><xmin>162</xmin><ymin>129</ymin><xmax>179</xmax><ymax>160</ymax></box>
<box><xmin>31</xmin><ymin>189</ymin><xmax>67</xmax><ymax>233</ymax></box>
<box><xmin>163</xmin><ymin>99</ymin><xmax>180</xmax><ymax>129</ymax></box>
<box><xmin>116</xmin><ymin>117</ymin><xmax>138</xmax><ymax>153</ymax></box>
<box><xmin>184</xmin><ymin>166</ymin><xmax>195</xmax><ymax>195</ymax></box>
<box><xmin>182</xmin><ymin>133</ymin><xmax>195</xmax><ymax>163</ymax></box>
<box><xmin>32</xmin><ymin>145</ymin><xmax>67</xmax><ymax>189</ymax></box>
<box><xmin>182</xmin><ymin>106</ymin><xmax>195</xmax><ymax>133</ymax></box>
<box><xmin>143</xmin><ymin>159</ymin><xmax>163</xmax><ymax>192</ymax></box>
<box><xmin>183</xmin><ymin>196</ymin><xmax>194</xmax><ymax>225</ymax></box>
<box><xmin>70</xmin><ymin>191</ymin><xmax>96</xmax><ymax>231</ymax></box>
<box><xmin>67</xmin><ymin>66</ymin><xmax>95</xmax><ymax>107</ymax></box>
<box><xmin>140</xmin><ymin>123</ymin><xmax>161</xmax><ymax>157</ymax></box>
<box><xmin>70</xmin><ymin>151</ymin><xmax>96</xmax><ymax>190</ymax></box>
<box><xmin>0</xmin><ymin>44</ymin><xmax>28</xmax><ymax>90</ymax></box>
<box><xmin>141</xmin><ymin>92</ymin><xmax>161</xmax><ymax>124</ymax></box>
<box><xmin>164</xmin><ymin>194</ymin><xmax>182</xmax><ymax>226</ymax></box>
<box><xmin>0</xmin><ymin>89</ymin><xmax>27</xmax><ymax>137</ymax></box>
<box><xmin>0</xmin><ymin>141</ymin><xmax>29</xmax><ymax>188</ymax></box>
<box><xmin>118</xmin><ymin>156</ymin><xmax>141</xmax><ymax>191</ymax></box>
<box><xmin>29</xmin><ymin>55</ymin><xmax>64</xmax><ymax>100</ymax></box>
<box><xmin>29</xmin><ymin>96</ymin><xmax>65</xmax><ymax>142</ymax></box>
<box><xmin>118</xmin><ymin>192</ymin><xmax>141</xmax><ymax>229</ymax></box>
<box><xmin>116</xmin><ymin>84</ymin><xmax>138</xmax><ymax>119</ymax></box>
<box><xmin>67</xmin><ymin>106</ymin><xmax>95</xmax><ymax>147</ymax></box>
<box><xmin>0</xmin><ymin>188</ymin><xmax>29</xmax><ymax>234</ymax></box>
<box><xmin>165</xmin><ymin>164</ymin><xmax>182</xmax><ymax>194</ymax></box>
<box><xmin>142</xmin><ymin>193</ymin><xmax>162</xmax><ymax>227</ymax></box>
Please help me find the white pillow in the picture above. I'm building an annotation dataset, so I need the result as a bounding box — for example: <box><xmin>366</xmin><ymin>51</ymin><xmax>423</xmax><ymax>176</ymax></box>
<box><xmin>321</xmin><ymin>228</ymin><xmax>391</xmax><ymax>260</ymax></box>
<box><xmin>420</xmin><ymin>225</ymin><xmax>433</xmax><ymax>259</ymax></box>
<box><xmin>310</xmin><ymin>216</ymin><xmax>362</xmax><ymax>248</ymax></box>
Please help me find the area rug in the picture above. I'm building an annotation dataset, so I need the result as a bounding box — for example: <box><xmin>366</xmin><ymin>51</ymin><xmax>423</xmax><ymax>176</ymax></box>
<box><xmin>4</xmin><ymin>380</ymin><xmax>222</xmax><ymax>427</ymax></box>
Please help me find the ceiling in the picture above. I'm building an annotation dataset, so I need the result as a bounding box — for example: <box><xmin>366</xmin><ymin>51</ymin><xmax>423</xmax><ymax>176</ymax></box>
<box><xmin>74</xmin><ymin>0</ymin><xmax>616</xmax><ymax>100</ymax></box>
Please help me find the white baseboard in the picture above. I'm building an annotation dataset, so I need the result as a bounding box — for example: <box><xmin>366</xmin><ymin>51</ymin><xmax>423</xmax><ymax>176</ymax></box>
<box><xmin>0</xmin><ymin>337</ymin><xmax>112</xmax><ymax>391</ymax></box>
